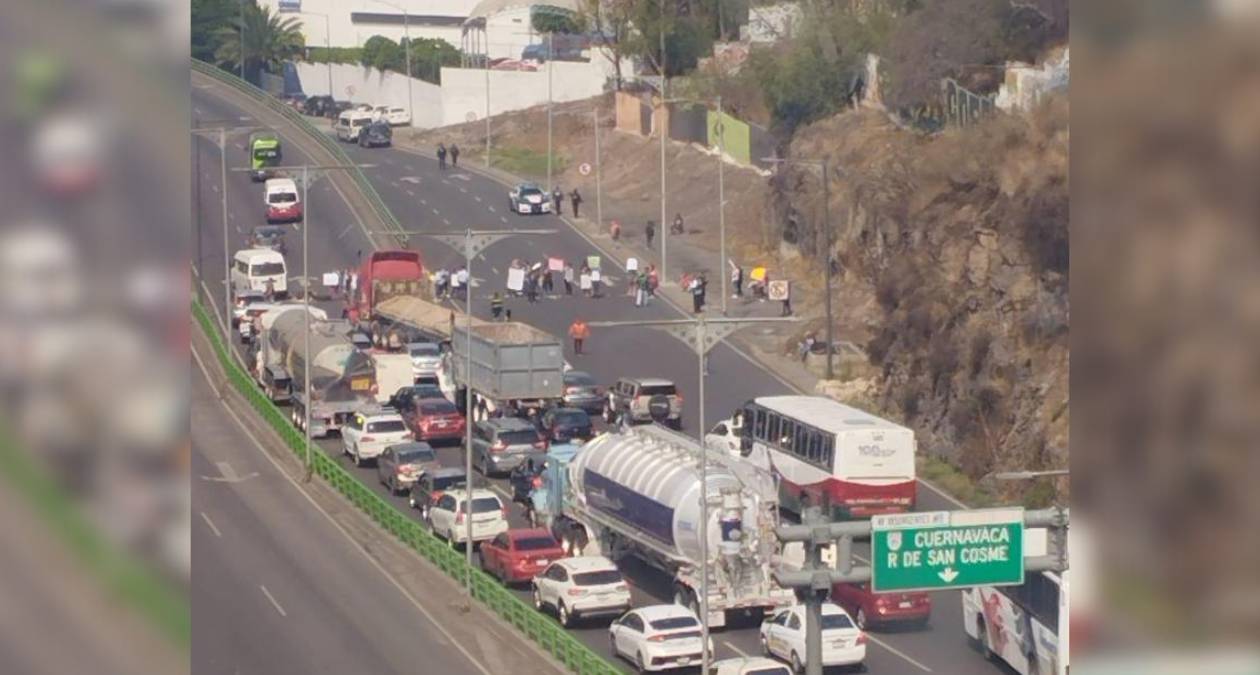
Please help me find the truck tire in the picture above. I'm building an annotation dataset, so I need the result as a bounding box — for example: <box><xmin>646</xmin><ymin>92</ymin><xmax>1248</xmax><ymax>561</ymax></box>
<box><xmin>647</xmin><ymin>395</ymin><xmax>671</xmax><ymax>423</ymax></box>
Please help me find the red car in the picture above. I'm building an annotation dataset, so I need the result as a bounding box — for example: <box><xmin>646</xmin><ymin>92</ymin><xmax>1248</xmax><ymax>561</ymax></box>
<box><xmin>831</xmin><ymin>582</ymin><xmax>931</xmax><ymax>630</ymax></box>
<box><xmin>478</xmin><ymin>528</ymin><xmax>566</xmax><ymax>585</ymax></box>
<box><xmin>402</xmin><ymin>397</ymin><xmax>466</xmax><ymax>444</ymax></box>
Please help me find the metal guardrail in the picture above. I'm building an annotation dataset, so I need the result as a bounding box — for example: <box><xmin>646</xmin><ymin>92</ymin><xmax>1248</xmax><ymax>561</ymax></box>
<box><xmin>191</xmin><ymin>59</ymin><xmax>409</xmax><ymax>246</ymax></box>
<box><xmin>191</xmin><ymin>299</ymin><xmax>618</xmax><ymax>675</ymax></box>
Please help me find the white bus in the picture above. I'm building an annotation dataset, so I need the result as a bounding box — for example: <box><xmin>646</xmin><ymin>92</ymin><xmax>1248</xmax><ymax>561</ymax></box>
<box><xmin>738</xmin><ymin>396</ymin><xmax>917</xmax><ymax>519</ymax></box>
<box><xmin>962</xmin><ymin>528</ymin><xmax>1069</xmax><ymax>675</ymax></box>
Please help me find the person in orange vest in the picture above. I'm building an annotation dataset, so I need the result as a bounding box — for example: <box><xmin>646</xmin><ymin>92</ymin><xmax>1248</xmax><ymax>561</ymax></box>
<box><xmin>568</xmin><ymin>318</ymin><xmax>591</xmax><ymax>355</ymax></box>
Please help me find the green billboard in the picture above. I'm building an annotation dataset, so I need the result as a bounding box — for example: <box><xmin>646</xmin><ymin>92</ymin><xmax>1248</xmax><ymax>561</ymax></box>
<box><xmin>871</xmin><ymin>508</ymin><xmax>1025</xmax><ymax>592</ymax></box>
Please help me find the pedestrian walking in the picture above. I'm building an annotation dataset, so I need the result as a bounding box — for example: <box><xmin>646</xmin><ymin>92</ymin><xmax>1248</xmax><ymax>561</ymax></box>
<box><xmin>552</xmin><ymin>187</ymin><xmax>564</xmax><ymax>216</ymax></box>
<box><xmin>781</xmin><ymin>293</ymin><xmax>793</xmax><ymax>316</ymax></box>
<box><xmin>437</xmin><ymin>142</ymin><xmax>447</xmax><ymax>170</ymax></box>
<box><xmin>645</xmin><ymin>220</ymin><xmax>655</xmax><ymax>248</ymax></box>
<box><xmin>610</xmin><ymin>219</ymin><xmax>621</xmax><ymax>241</ymax></box>
<box><xmin>450</xmin><ymin>143</ymin><xmax>460</xmax><ymax>167</ymax></box>
<box><xmin>490</xmin><ymin>291</ymin><xmax>504</xmax><ymax>319</ymax></box>
<box><xmin>730</xmin><ymin>260</ymin><xmax>744</xmax><ymax>298</ymax></box>
<box><xmin>672</xmin><ymin>212</ymin><xmax>685</xmax><ymax>235</ymax></box>
<box><xmin>634</xmin><ymin>272</ymin><xmax>650</xmax><ymax>307</ymax></box>
<box><xmin>570</xmin><ymin>188</ymin><xmax>582</xmax><ymax>218</ymax></box>
<box><xmin>455</xmin><ymin>266</ymin><xmax>469</xmax><ymax>300</ymax></box>
<box><xmin>349</xmin><ymin>271</ymin><xmax>359</xmax><ymax>299</ymax></box>
<box><xmin>526</xmin><ymin>272</ymin><xmax>539</xmax><ymax>303</ymax></box>
<box><xmin>647</xmin><ymin>264</ymin><xmax>659</xmax><ymax>297</ymax></box>
<box><xmin>264</xmin><ymin>278</ymin><xmax>276</xmax><ymax>302</ymax></box>
<box><xmin>579</xmin><ymin>263</ymin><xmax>592</xmax><ymax>297</ymax></box>
<box><xmin>542</xmin><ymin>268</ymin><xmax>554</xmax><ymax>294</ymax></box>
<box><xmin>568</xmin><ymin>318</ymin><xmax>590</xmax><ymax>355</ymax></box>
<box><xmin>477</xmin><ymin>395</ymin><xmax>488</xmax><ymax>421</ymax></box>
<box><xmin>591</xmin><ymin>267</ymin><xmax>602</xmax><ymax>298</ymax></box>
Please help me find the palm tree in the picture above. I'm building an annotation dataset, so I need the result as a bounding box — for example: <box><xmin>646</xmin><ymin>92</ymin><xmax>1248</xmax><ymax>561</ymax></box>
<box><xmin>214</xmin><ymin>3</ymin><xmax>305</xmax><ymax>82</ymax></box>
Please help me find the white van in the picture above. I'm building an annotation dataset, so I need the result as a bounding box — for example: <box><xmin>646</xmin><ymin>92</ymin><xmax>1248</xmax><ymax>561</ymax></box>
<box><xmin>263</xmin><ymin>177</ymin><xmax>302</xmax><ymax>223</ymax></box>
<box><xmin>230</xmin><ymin>248</ymin><xmax>288</xmax><ymax>300</ymax></box>
<box><xmin>336</xmin><ymin>110</ymin><xmax>374</xmax><ymax>142</ymax></box>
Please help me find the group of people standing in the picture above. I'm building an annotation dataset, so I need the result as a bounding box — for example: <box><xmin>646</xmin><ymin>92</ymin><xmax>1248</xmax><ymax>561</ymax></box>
<box><xmin>550</xmin><ymin>186</ymin><xmax>582</xmax><ymax>218</ymax></box>
<box><xmin>436</xmin><ymin>142</ymin><xmax>460</xmax><ymax>170</ymax></box>
<box><xmin>431</xmin><ymin>265</ymin><xmax>470</xmax><ymax>300</ymax></box>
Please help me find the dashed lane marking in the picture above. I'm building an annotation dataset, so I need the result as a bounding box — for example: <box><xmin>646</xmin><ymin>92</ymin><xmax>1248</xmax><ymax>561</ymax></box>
<box><xmin>199</xmin><ymin>511</ymin><xmax>222</xmax><ymax>538</ymax></box>
<box><xmin>259</xmin><ymin>585</ymin><xmax>287</xmax><ymax>617</ymax></box>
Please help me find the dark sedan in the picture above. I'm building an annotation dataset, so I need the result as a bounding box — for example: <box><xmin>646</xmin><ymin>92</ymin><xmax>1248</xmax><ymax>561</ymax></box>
<box><xmin>538</xmin><ymin>407</ymin><xmax>592</xmax><ymax>443</ymax></box>
<box><xmin>561</xmin><ymin>370</ymin><xmax>603</xmax><ymax>413</ymax></box>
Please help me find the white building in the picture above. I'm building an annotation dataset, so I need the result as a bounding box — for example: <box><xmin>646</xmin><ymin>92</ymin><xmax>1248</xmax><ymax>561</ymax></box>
<box><xmin>460</xmin><ymin>0</ymin><xmax>581</xmax><ymax>62</ymax></box>
<box><xmin>263</xmin><ymin>0</ymin><xmax>482</xmax><ymax>49</ymax></box>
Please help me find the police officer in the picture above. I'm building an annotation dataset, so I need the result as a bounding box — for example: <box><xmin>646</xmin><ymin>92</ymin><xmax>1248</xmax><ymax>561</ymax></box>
<box><xmin>490</xmin><ymin>291</ymin><xmax>505</xmax><ymax>320</ymax></box>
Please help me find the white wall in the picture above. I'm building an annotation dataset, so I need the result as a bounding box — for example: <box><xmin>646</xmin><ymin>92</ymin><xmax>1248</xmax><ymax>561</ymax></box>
<box><xmin>292</xmin><ymin>61</ymin><xmax>445</xmax><ymax>129</ymax></box>
<box><xmin>438</xmin><ymin>52</ymin><xmax>614</xmax><ymax>125</ymax></box>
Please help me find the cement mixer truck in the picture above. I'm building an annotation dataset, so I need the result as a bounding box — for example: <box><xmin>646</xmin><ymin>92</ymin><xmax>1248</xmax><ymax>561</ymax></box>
<box><xmin>532</xmin><ymin>425</ymin><xmax>794</xmax><ymax>628</ymax></box>
<box><xmin>253</xmin><ymin>309</ymin><xmax>377</xmax><ymax>438</ymax></box>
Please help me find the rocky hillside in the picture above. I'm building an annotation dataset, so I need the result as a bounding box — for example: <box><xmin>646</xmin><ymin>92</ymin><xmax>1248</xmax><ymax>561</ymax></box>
<box><xmin>768</xmin><ymin>98</ymin><xmax>1069</xmax><ymax>490</ymax></box>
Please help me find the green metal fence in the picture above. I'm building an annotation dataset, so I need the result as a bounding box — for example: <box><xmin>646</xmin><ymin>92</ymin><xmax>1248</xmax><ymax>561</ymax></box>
<box><xmin>191</xmin><ymin>59</ymin><xmax>408</xmax><ymax>245</ymax></box>
<box><xmin>192</xmin><ymin>299</ymin><xmax>618</xmax><ymax>674</ymax></box>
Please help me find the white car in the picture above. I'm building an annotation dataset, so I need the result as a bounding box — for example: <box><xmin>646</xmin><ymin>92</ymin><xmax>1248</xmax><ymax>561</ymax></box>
<box><xmin>710</xmin><ymin>657</ymin><xmax>791</xmax><ymax>675</ymax></box>
<box><xmin>531</xmin><ymin>556</ymin><xmax>631</xmax><ymax>628</ymax></box>
<box><xmin>340</xmin><ymin>408</ymin><xmax>411</xmax><ymax>466</ymax></box>
<box><xmin>759</xmin><ymin>603</ymin><xmax>867</xmax><ymax>673</ymax></box>
<box><xmin>426</xmin><ymin>488</ymin><xmax>508</xmax><ymax>546</ymax></box>
<box><xmin>705</xmin><ymin>415</ymin><xmax>745</xmax><ymax>457</ymax></box>
<box><xmin>372</xmin><ymin>105</ymin><xmax>411</xmax><ymax>126</ymax></box>
<box><xmin>508</xmin><ymin>183</ymin><xmax>551</xmax><ymax>215</ymax></box>
<box><xmin>408</xmin><ymin>341</ymin><xmax>443</xmax><ymax>377</ymax></box>
<box><xmin>608</xmin><ymin>604</ymin><xmax>713</xmax><ymax>672</ymax></box>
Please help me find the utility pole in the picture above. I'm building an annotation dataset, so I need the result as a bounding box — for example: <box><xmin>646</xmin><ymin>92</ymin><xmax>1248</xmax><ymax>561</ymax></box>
<box><xmin>236</xmin><ymin>161</ymin><xmax>375</xmax><ymax>481</ymax></box>
<box><xmin>372</xmin><ymin>0</ymin><xmax>415</xmax><ymax>127</ymax></box>
<box><xmin>485</xmin><ymin>49</ymin><xmax>492</xmax><ymax>167</ymax></box>
<box><xmin>546</xmin><ymin>32</ymin><xmax>554</xmax><ymax>192</ymax></box>
<box><xmin>587</xmin><ymin>315</ymin><xmax>797</xmax><ymax>674</ymax></box>
<box><xmin>373</xmin><ymin>227</ymin><xmax>556</xmax><ymax>596</ymax></box>
<box><xmin>716</xmin><ymin>94</ymin><xmax>727</xmax><ymax>314</ymax></box>
<box><xmin>593</xmin><ymin>108</ymin><xmax>603</xmax><ymax>231</ymax></box>
<box><xmin>239</xmin><ymin>0</ymin><xmax>246</xmax><ymax>81</ymax></box>
<box><xmin>762</xmin><ymin>156</ymin><xmax>836</xmax><ymax>379</ymax></box>
<box><xmin>659</xmin><ymin>7</ymin><xmax>668</xmax><ymax>282</ymax></box>
<box><xmin>300</xmin><ymin>10</ymin><xmax>335</xmax><ymax>98</ymax></box>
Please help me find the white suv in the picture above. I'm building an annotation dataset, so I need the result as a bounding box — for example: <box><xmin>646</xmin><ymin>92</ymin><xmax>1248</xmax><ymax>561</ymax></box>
<box><xmin>759</xmin><ymin>603</ymin><xmax>866</xmax><ymax>673</ymax></box>
<box><xmin>426</xmin><ymin>488</ymin><xmax>508</xmax><ymax>546</ymax></box>
<box><xmin>341</xmin><ymin>409</ymin><xmax>411</xmax><ymax>466</ymax></box>
<box><xmin>531</xmin><ymin>556</ymin><xmax>632</xmax><ymax>627</ymax></box>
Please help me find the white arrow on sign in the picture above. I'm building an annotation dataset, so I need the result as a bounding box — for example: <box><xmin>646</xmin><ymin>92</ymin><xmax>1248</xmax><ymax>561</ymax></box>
<box><xmin>938</xmin><ymin>567</ymin><xmax>959</xmax><ymax>583</ymax></box>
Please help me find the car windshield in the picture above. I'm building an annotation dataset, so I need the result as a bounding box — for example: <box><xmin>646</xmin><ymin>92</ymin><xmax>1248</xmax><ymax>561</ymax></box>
<box><xmin>253</xmin><ymin>147</ymin><xmax>279</xmax><ymax>160</ymax></box>
<box><xmin>464</xmin><ymin>497</ymin><xmax>502</xmax><ymax>514</ymax></box>
<box><xmin>648</xmin><ymin>617</ymin><xmax>699</xmax><ymax>631</ymax></box>
<box><xmin>564</xmin><ymin>372</ymin><xmax>596</xmax><ymax>386</ymax></box>
<box><xmin>552</xmin><ymin>411</ymin><xmax>588</xmax><ymax>425</ymax></box>
<box><xmin>432</xmin><ymin>474</ymin><xmax>465</xmax><ymax>490</ymax></box>
<box><xmin>398</xmin><ymin>447</ymin><xmax>435</xmax><ymax>463</ymax></box>
<box><xmin>520</xmin><ymin>188</ymin><xmax>543</xmax><ymax>198</ymax></box>
<box><xmin>497</xmin><ymin>430</ymin><xmax>539</xmax><ymax>445</ymax></box>
<box><xmin>267</xmin><ymin>192</ymin><xmax>297</xmax><ymax>204</ymax></box>
<box><xmin>639</xmin><ymin>384</ymin><xmax>676</xmax><ymax>396</ymax></box>
<box><xmin>410</xmin><ymin>344</ymin><xmax>440</xmax><ymax>357</ymax></box>
<box><xmin>251</xmin><ymin>262</ymin><xmax>285</xmax><ymax>276</ymax></box>
<box><xmin>420</xmin><ymin>401</ymin><xmax>457</xmax><ymax>415</ymax></box>
<box><xmin>573</xmin><ymin>570</ymin><xmax>622</xmax><ymax>586</ymax></box>
<box><xmin>411</xmin><ymin>386</ymin><xmax>443</xmax><ymax>400</ymax></box>
<box><xmin>821</xmin><ymin>614</ymin><xmax>855</xmax><ymax>630</ymax></box>
<box><xmin>514</xmin><ymin>536</ymin><xmax>559</xmax><ymax>551</ymax></box>
<box><xmin>367</xmin><ymin>420</ymin><xmax>406</xmax><ymax>433</ymax></box>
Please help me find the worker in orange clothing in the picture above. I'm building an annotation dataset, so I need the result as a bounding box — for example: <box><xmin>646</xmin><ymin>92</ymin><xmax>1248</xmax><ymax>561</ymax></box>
<box><xmin>568</xmin><ymin>318</ymin><xmax>591</xmax><ymax>355</ymax></box>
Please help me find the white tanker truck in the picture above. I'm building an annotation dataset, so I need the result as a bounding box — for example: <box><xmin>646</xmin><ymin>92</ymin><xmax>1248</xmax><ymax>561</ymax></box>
<box><xmin>533</xmin><ymin>424</ymin><xmax>795</xmax><ymax>628</ymax></box>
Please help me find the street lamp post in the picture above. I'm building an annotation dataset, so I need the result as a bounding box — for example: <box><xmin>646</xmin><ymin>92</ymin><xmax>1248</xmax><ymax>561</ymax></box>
<box><xmin>300</xmin><ymin>10</ymin><xmax>334</xmax><ymax>98</ymax></box>
<box><xmin>587</xmin><ymin>315</ymin><xmax>797</xmax><ymax>674</ymax></box>
<box><xmin>763</xmin><ymin>156</ymin><xmax>836</xmax><ymax>379</ymax></box>
<box><xmin>546</xmin><ymin>32</ymin><xmax>553</xmax><ymax>192</ymax></box>
<box><xmin>238</xmin><ymin>162</ymin><xmax>376</xmax><ymax>481</ymax></box>
<box><xmin>553</xmin><ymin>106</ymin><xmax>608</xmax><ymax>230</ymax></box>
<box><xmin>374</xmin><ymin>227</ymin><xmax>556</xmax><ymax>597</ymax></box>
<box><xmin>372</xmin><ymin>0</ymin><xmax>415</xmax><ymax>127</ymax></box>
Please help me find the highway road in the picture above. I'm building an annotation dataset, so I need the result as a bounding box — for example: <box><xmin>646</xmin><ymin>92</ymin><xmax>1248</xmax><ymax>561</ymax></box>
<box><xmin>192</xmin><ymin>72</ymin><xmax>1008</xmax><ymax>675</ymax></box>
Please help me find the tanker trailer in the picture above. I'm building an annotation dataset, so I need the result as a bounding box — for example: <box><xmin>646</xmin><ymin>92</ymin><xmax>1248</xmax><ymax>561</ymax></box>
<box><xmin>542</xmin><ymin>424</ymin><xmax>795</xmax><ymax>628</ymax></box>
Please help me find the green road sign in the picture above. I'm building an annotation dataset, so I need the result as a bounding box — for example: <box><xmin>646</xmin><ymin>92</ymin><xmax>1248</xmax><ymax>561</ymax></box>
<box><xmin>871</xmin><ymin>508</ymin><xmax>1024</xmax><ymax>592</ymax></box>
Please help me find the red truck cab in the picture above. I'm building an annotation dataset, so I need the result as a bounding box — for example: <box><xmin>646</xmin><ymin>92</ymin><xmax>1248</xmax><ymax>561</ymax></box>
<box><xmin>354</xmin><ymin>249</ymin><xmax>425</xmax><ymax>321</ymax></box>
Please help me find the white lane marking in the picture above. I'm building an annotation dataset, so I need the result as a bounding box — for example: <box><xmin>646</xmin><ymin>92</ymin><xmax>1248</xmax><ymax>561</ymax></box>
<box><xmin>473</xmin><ymin>195</ymin><xmax>482</xmax><ymax>203</ymax></box>
<box><xmin>194</xmin><ymin>106</ymin><xmax>203</xmax><ymax>115</ymax></box>
<box><xmin>420</xmin><ymin>199</ymin><xmax>427</xmax><ymax>205</ymax></box>
<box><xmin>190</xmin><ymin>345</ymin><xmax>497</xmax><ymax>675</ymax></box>
<box><xmin>459</xmin><ymin>187</ymin><xmax>468</xmax><ymax>194</ymax></box>
<box><xmin>405</xmin><ymin>189</ymin><xmax>415</xmax><ymax>196</ymax></box>
<box><xmin>432</xmin><ymin>208</ymin><xmax>440</xmax><ymax>216</ymax></box>
<box><xmin>444</xmin><ymin>219</ymin><xmax>451</xmax><ymax>226</ymax></box>
<box><xmin>490</xmin><ymin>267</ymin><xmax>500</xmax><ymax>275</ymax></box>
<box><xmin>259</xmin><ymin>584</ymin><xmax>288</xmax><ymax>617</ymax></box>
<box><xmin>235</xmin><ymin>225</ymin><xmax>245</xmax><ymax>234</ymax></box>
<box><xmin>721</xmin><ymin>640</ymin><xmax>749</xmax><ymax>657</ymax></box>
<box><xmin>211</xmin><ymin>184</ymin><xmax>219</xmax><ymax>193</ymax></box>
<box><xmin>500</xmin><ymin>217</ymin><xmax>507</xmax><ymax>224</ymax></box>
<box><xmin>487</xmin><ymin>205</ymin><xmax>495</xmax><ymax>212</ymax></box>
<box><xmin>199</xmin><ymin>511</ymin><xmax>222</xmax><ymax>538</ymax></box>
<box><xmin>442</xmin><ymin>179</ymin><xmax>450</xmax><ymax>185</ymax></box>
<box><xmin>336</xmin><ymin>223</ymin><xmax>356</xmax><ymax>240</ymax></box>
<box><xmin>868</xmin><ymin>635</ymin><xmax>933</xmax><ymax>672</ymax></box>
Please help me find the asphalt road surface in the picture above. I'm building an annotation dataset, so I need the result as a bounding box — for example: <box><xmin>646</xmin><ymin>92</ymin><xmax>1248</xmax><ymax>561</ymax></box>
<box><xmin>192</xmin><ymin>74</ymin><xmax>1010</xmax><ymax>675</ymax></box>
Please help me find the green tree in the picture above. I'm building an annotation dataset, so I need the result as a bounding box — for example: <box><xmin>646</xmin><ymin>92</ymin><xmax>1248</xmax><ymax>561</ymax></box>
<box><xmin>192</xmin><ymin>0</ymin><xmax>236</xmax><ymax>64</ymax></box>
<box><xmin>531</xmin><ymin>6</ymin><xmax>583</xmax><ymax>34</ymax></box>
<box><xmin>406</xmin><ymin>38</ymin><xmax>462</xmax><ymax>85</ymax></box>
<box><xmin>214</xmin><ymin>3</ymin><xmax>305</xmax><ymax>81</ymax></box>
<box><xmin>361</xmin><ymin>35</ymin><xmax>404</xmax><ymax>72</ymax></box>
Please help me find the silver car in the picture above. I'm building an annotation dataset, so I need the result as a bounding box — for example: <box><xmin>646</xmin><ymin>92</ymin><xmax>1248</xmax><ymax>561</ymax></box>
<box><xmin>562</xmin><ymin>370</ymin><xmax>603</xmax><ymax>414</ymax></box>
<box><xmin>408</xmin><ymin>341</ymin><xmax>443</xmax><ymax>377</ymax></box>
<box><xmin>472</xmin><ymin>418</ymin><xmax>547</xmax><ymax>476</ymax></box>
